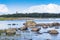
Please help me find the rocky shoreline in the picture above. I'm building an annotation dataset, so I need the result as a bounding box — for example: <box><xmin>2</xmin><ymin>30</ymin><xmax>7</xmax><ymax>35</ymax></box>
<box><xmin>0</xmin><ymin>20</ymin><xmax>59</xmax><ymax>36</ymax></box>
<box><xmin>0</xmin><ymin>20</ymin><xmax>59</xmax><ymax>40</ymax></box>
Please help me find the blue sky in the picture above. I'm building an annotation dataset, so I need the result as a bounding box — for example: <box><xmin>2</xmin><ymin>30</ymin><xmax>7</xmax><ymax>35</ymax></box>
<box><xmin>0</xmin><ymin>0</ymin><xmax>60</xmax><ymax>14</ymax></box>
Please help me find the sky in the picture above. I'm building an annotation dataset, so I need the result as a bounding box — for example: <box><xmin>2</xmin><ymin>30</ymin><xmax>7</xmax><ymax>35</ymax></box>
<box><xmin>0</xmin><ymin>0</ymin><xmax>60</xmax><ymax>14</ymax></box>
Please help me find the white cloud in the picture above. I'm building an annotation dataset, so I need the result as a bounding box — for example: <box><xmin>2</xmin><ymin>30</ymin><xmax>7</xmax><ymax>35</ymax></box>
<box><xmin>0</xmin><ymin>4</ymin><xmax>8</xmax><ymax>13</ymax></box>
<box><xmin>22</xmin><ymin>4</ymin><xmax>60</xmax><ymax>13</ymax></box>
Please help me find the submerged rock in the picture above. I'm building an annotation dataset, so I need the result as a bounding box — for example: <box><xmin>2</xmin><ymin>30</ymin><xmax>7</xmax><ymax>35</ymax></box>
<box><xmin>48</xmin><ymin>30</ymin><xmax>59</xmax><ymax>34</ymax></box>
<box><xmin>31</xmin><ymin>28</ymin><xmax>41</xmax><ymax>32</ymax></box>
<box><xmin>46</xmin><ymin>39</ymin><xmax>51</xmax><ymax>40</ymax></box>
<box><xmin>12</xmin><ymin>23</ymin><xmax>16</xmax><ymax>25</ymax></box>
<box><xmin>24</xmin><ymin>21</ymin><xmax>36</xmax><ymax>28</ymax></box>
<box><xmin>8</xmin><ymin>24</ymin><xmax>11</xmax><ymax>25</ymax></box>
<box><xmin>55</xmin><ymin>26</ymin><xmax>59</xmax><ymax>29</ymax></box>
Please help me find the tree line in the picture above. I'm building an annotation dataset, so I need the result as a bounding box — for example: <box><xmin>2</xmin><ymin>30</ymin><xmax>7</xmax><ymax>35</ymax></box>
<box><xmin>0</xmin><ymin>13</ymin><xmax>60</xmax><ymax>18</ymax></box>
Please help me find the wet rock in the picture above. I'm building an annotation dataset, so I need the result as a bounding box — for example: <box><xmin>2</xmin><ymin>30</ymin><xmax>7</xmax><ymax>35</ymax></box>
<box><xmin>0</xmin><ymin>30</ymin><xmax>6</xmax><ymax>33</ymax></box>
<box><xmin>12</xmin><ymin>23</ymin><xmax>16</xmax><ymax>25</ymax></box>
<box><xmin>24</xmin><ymin>21</ymin><xmax>36</xmax><ymax>28</ymax></box>
<box><xmin>36</xmin><ymin>23</ymin><xmax>60</xmax><ymax>28</ymax></box>
<box><xmin>42</xmin><ymin>26</ymin><xmax>48</xmax><ymax>28</ymax></box>
<box><xmin>29</xmin><ymin>39</ymin><xmax>32</xmax><ymax>40</ymax></box>
<box><xmin>19</xmin><ymin>26</ymin><xmax>28</xmax><ymax>31</ymax></box>
<box><xmin>4</xmin><ymin>38</ymin><xmax>10</xmax><ymax>40</ymax></box>
<box><xmin>40</xmin><ymin>24</ymin><xmax>48</xmax><ymax>28</ymax></box>
<box><xmin>36</xmin><ymin>23</ymin><xmax>49</xmax><ymax>28</ymax></box>
<box><xmin>5</xmin><ymin>28</ymin><xmax>16</xmax><ymax>35</ymax></box>
<box><xmin>55</xmin><ymin>26</ymin><xmax>59</xmax><ymax>29</ymax></box>
<box><xmin>0</xmin><ymin>30</ymin><xmax>6</xmax><ymax>35</ymax></box>
<box><xmin>52</xmin><ymin>22</ymin><xmax>60</xmax><ymax>26</ymax></box>
<box><xmin>46</xmin><ymin>39</ymin><xmax>51</xmax><ymax>40</ymax></box>
<box><xmin>31</xmin><ymin>28</ymin><xmax>41</xmax><ymax>32</ymax></box>
<box><xmin>23</xmin><ymin>23</ymin><xmax>25</xmax><ymax>25</ymax></box>
<box><xmin>48</xmin><ymin>30</ymin><xmax>59</xmax><ymax>34</ymax></box>
<box><xmin>36</xmin><ymin>32</ymin><xmax>42</xmax><ymax>34</ymax></box>
<box><xmin>35</xmin><ymin>24</ymin><xmax>41</xmax><ymax>26</ymax></box>
<box><xmin>8</xmin><ymin>24</ymin><xmax>11</xmax><ymax>25</ymax></box>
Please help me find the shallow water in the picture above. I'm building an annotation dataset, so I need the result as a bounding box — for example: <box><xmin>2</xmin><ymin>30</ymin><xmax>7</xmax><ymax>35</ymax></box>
<box><xmin>0</xmin><ymin>18</ymin><xmax>60</xmax><ymax>40</ymax></box>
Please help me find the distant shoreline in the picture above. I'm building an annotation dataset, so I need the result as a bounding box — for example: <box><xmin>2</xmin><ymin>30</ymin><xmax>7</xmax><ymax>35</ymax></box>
<box><xmin>0</xmin><ymin>17</ymin><xmax>60</xmax><ymax>20</ymax></box>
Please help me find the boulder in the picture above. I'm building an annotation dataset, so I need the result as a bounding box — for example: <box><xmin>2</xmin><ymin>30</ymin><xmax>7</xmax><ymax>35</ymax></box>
<box><xmin>24</xmin><ymin>21</ymin><xmax>36</xmax><ymax>28</ymax></box>
<box><xmin>48</xmin><ymin>30</ymin><xmax>58</xmax><ymax>34</ymax></box>
<box><xmin>6</xmin><ymin>28</ymin><xmax>16</xmax><ymax>35</ymax></box>
<box><xmin>31</xmin><ymin>28</ymin><xmax>41</xmax><ymax>32</ymax></box>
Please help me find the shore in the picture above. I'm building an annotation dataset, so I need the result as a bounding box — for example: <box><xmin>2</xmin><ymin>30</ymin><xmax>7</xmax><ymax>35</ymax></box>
<box><xmin>0</xmin><ymin>17</ymin><xmax>60</xmax><ymax>20</ymax></box>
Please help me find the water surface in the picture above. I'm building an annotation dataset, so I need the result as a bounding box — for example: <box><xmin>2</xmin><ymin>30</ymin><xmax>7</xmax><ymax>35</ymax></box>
<box><xmin>0</xmin><ymin>18</ymin><xmax>60</xmax><ymax>40</ymax></box>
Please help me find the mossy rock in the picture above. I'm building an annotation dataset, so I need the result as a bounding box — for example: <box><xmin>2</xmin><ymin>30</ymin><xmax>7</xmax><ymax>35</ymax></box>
<box><xmin>24</xmin><ymin>21</ymin><xmax>36</xmax><ymax>28</ymax></box>
<box><xmin>6</xmin><ymin>32</ymin><xmax>16</xmax><ymax>36</ymax></box>
<box><xmin>0</xmin><ymin>30</ymin><xmax>6</xmax><ymax>33</ymax></box>
<box><xmin>0</xmin><ymin>30</ymin><xmax>6</xmax><ymax>36</ymax></box>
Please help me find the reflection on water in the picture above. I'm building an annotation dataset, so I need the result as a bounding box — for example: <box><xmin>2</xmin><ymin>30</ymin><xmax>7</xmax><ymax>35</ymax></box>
<box><xmin>0</xmin><ymin>18</ymin><xmax>60</xmax><ymax>40</ymax></box>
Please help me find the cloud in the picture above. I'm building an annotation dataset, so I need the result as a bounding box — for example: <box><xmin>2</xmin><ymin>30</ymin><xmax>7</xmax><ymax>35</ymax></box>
<box><xmin>0</xmin><ymin>4</ymin><xmax>8</xmax><ymax>13</ymax></box>
<box><xmin>22</xmin><ymin>4</ymin><xmax>60</xmax><ymax>13</ymax></box>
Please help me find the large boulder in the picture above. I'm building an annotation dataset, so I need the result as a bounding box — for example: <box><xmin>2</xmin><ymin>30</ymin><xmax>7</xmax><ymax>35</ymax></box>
<box><xmin>24</xmin><ymin>21</ymin><xmax>36</xmax><ymax>28</ymax></box>
<box><xmin>6</xmin><ymin>28</ymin><xmax>16</xmax><ymax>35</ymax></box>
<box><xmin>48</xmin><ymin>30</ymin><xmax>59</xmax><ymax>34</ymax></box>
<box><xmin>31</xmin><ymin>28</ymin><xmax>41</xmax><ymax>32</ymax></box>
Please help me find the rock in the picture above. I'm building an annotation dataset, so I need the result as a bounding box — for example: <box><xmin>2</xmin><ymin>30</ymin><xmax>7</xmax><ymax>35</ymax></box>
<box><xmin>8</xmin><ymin>24</ymin><xmax>11</xmax><ymax>25</ymax></box>
<box><xmin>23</xmin><ymin>23</ymin><xmax>25</xmax><ymax>25</ymax></box>
<box><xmin>36</xmin><ymin>23</ymin><xmax>60</xmax><ymax>28</ymax></box>
<box><xmin>36</xmin><ymin>23</ymin><xmax>49</xmax><ymax>28</ymax></box>
<box><xmin>40</xmin><ymin>24</ymin><xmax>48</xmax><ymax>28</ymax></box>
<box><xmin>12</xmin><ymin>23</ymin><xmax>16</xmax><ymax>25</ymax></box>
<box><xmin>42</xmin><ymin>26</ymin><xmax>48</xmax><ymax>28</ymax></box>
<box><xmin>52</xmin><ymin>22</ymin><xmax>60</xmax><ymax>26</ymax></box>
<box><xmin>35</xmin><ymin>24</ymin><xmax>41</xmax><ymax>26</ymax></box>
<box><xmin>0</xmin><ymin>30</ymin><xmax>6</xmax><ymax>33</ymax></box>
<box><xmin>0</xmin><ymin>30</ymin><xmax>6</xmax><ymax>35</ymax></box>
<box><xmin>29</xmin><ymin>39</ymin><xmax>32</xmax><ymax>40</ymax></box>
<box><xmin>48</xmin><ymin>30</ymin><xmax>59</xmax><ymax>34</ymax></box>
<box><xmin>19</xmin><ymin>26</ymin><xmax>28</xmax><ymax>31</ymax></box>
<box><xmin>46</xmin><ymin>39</ymin><xmax>51</xmax><ymax>40</ymax></box>
<box><xmin>24</xmin><ymin>21</ymin><xmax>36</xmax><ymax>28</ymax></box>
<box><xmin>31</xmin><ymin>28</ymin><xmax>41</xmax><ymax>32</ymax></box>
<box><xmin>6</xmin><ymin>28</ymin><xmax>16</xmax><ymax>35</ymax></box>
<box><xmin>36</xmin><ymin>32</ymin><xmax>42</xmax><ymax>34</ymax></box>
